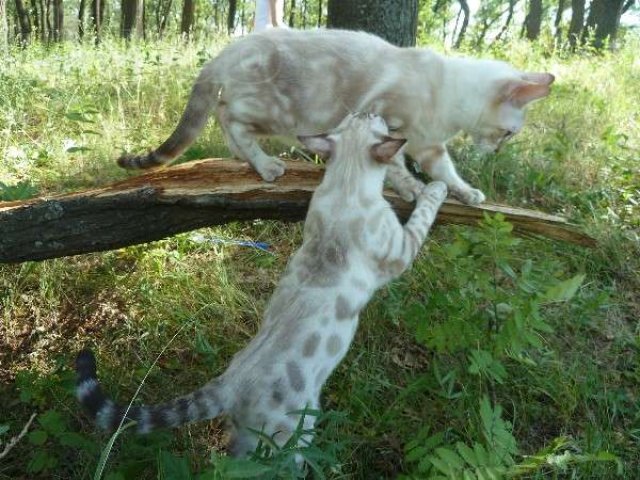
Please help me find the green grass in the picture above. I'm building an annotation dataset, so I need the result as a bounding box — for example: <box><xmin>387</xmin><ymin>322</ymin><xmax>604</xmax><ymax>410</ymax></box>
<box><xmin>1</xmin><ymin>34</ymin><xmax>639</xmax><ymax>479</ymax></box>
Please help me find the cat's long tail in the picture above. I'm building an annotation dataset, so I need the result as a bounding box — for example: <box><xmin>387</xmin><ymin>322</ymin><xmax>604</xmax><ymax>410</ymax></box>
<box><xmin>117</xmin><ymin>68</ymin><xmax>222</xmax><ymax>170</ymax></box>
<box><xmin>75</xmin><ymin>349</ymin><xmax>225</xmax><ymax>434</ymax></box>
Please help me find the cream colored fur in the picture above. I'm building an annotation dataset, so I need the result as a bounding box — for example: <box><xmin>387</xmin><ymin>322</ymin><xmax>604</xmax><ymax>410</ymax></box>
<box><xmin>118</xmin><ymin>28</ymin><xmax>553</xmax><ymax>205</ymax></box>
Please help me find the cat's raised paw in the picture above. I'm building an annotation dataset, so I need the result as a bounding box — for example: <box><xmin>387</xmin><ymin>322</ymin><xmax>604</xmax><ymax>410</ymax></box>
<box><xmin>256</xmin><ymin>157</ymin><xmax>287</xmax><ymax>182</ymax></box>
<box><xmin>452</xmin><ymin>187</ymin><xmax>486</xmax><ymax>205</ymax></box>
<box><xmin>421</xmin><ymin>181</ymin><xmax>448</xmax><ymax>202</ymax></box>
<box><xmin>394</xmin><ymin>179</ymin><xmax>424</xmax><ymax>203</ymax></box>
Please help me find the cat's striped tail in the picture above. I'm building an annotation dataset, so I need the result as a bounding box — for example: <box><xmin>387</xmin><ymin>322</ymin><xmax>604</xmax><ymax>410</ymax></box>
<box><xmin>75</xmin><ymin>349</ymin><xmax>225</xmax><ymax>434</ymax></box>
<box><xmin>117</xmin><ymin>69</ymin><xmax>222</xmax><ymax>170</ymax></box>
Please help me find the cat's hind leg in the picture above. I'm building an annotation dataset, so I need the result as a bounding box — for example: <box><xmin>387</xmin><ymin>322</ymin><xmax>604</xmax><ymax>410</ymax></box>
<box><xmin>218</xmin><ymin>106</ymin><xmax>286</xmax><ymax>182</ymax></box>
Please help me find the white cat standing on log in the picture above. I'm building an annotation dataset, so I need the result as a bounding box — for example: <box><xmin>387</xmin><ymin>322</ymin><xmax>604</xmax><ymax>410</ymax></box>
<box><xmin>77</xmin><ymin>113</ymin><xmax>448</xmax><ymax>457</ymax></box>
<box><xmin>117</xmin><ymin>28</ymin><xmax>553</xmax><ymax>205</ymax></box>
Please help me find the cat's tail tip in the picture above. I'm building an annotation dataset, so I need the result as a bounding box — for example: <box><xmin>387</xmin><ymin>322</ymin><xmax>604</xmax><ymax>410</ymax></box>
<box><xmin>76</xmin><ymin>349</ymin><xmax>98</xmax><ymax>381</ymax></box>
<box><xmin>75</xmin><ymin>349</ymin><xmax>119</xmax><ymax>430</ymax></box>
<box><xmin>117</xmin><ymin>151</ymin><xmax>165</xmax><ymax>170</ymax></box>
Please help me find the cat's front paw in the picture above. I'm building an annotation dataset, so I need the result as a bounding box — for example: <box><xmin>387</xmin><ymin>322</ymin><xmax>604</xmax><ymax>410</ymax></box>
<box><xmin>392</xmin><ymin>176</ymin><xmax>424</xmax><ymax>202</ymax></box>
<box><xmin>421</xmin><ymin>181</ymin><xmax>448</xmax><ymax>203</ymax></box>
<box><xmin>256</xmin><ymin>157</ymin><xmax>287</xmax><ymax>182</ymax></box>
<box><xmin>396</xmin><ymin>184</ymin><xmax>421</xmax><ymax>202</ymax></box>
<box><xmin>451</xmin><ymin>187</ymin><xmax>486</xmax><ymax>205</ymax></box>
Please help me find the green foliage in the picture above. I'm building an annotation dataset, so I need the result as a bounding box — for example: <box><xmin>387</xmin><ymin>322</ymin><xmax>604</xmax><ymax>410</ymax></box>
<box><xmin>0</xmin><ymin>180</ymin><xmax>39</xmax><ymax>200</ymax></box>
<box><xmin>404</xmin><ymin>397</ymin><xmax>518</xmax><ymax>479</ymax></box>
<box><xmin>407</xmin><ymin>213</ymin><xmax>583</xmax><ymax>364</ymax></box>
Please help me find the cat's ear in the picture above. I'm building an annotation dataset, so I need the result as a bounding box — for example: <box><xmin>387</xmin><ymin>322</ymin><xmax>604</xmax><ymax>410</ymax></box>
<box><xmin>521</xmin><ymin>72</ymin><xmax>555</xmax><ymax>86</ymax></box>
<box><xmin>298</xmin><ymin>135</ymin><xmax>334</xmax><ymax>158</ymax></box>
<box><xmin>370</xmin><ymin>137</ymin><xmax>407</xmax><ymax>164</ymax></box>
<box><xmin>502</xmin><ymin>80</ymin><xmax>552</xmax><ymax>108</ymax></box>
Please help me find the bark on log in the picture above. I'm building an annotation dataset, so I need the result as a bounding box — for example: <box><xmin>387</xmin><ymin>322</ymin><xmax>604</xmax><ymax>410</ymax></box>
<box><xmin>0</xmin><ymin>158</ymin><xmax>595</xmax><ymax>263</ymax></box>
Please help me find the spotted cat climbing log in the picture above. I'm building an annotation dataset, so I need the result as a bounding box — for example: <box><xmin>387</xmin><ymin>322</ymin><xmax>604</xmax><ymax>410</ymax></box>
<box><xmin>0</xmin><ymin>158</ymin><xmax>595</xmax><ymax>263</ymax></box>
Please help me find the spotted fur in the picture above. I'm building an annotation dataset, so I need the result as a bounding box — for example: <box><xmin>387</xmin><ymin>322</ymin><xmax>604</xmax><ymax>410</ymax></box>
<box><xmin>77</xmin><ymin>113</ymin><xmax>447</xmax><ymax>457</ymax></box>
<box><xmin>117</xmin><ymin>28</ymin><xmax>553</xmax><ymax>205</ymax></box>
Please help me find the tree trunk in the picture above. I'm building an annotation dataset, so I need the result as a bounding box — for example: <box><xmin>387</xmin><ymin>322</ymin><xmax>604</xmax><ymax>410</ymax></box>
<box><xmin>37</xmin><ymin>0</ymin><xmax>45</xmax><ymax>40</ymax></box>
<box><xmin>45</xmin><ymin>0</ymin><xmax>51</xmax><ymax>42</ymax></box>
<box><xmin>583</xmin><ymin>0</ymin><xmax>624</xmax><ymax>49</ymax></box>
<box><xmin>495</xmin><ymin>0</ymin><xmax>516</xmax><ymax>42</ymax></box>
<box><xmin>227</xmin><ymin>0</ymin><xmax>236</xmax><ymax>34</ymax></box>
<box><xmin>0</xmin><ymin>159</ymin><xmax>595</xmax><ymax>263</ymax></box>
<box><xmin>289</xmin><ymin>0</ymin><xmax>296</xmax><ymax>27</ymax></box>
<box><xmin>14</xmin><ymin>0</ymin><xmax>31</xmax><ymax>44</ymax></box>
<box><xmin>524</xmin><ymin>0</ymin><xmax>543</xmax><ymax>40</ymax></box>
<box><xmin>327</xmin><ymin>0</ymin><xmax>419</xmax><ymax>47</ymax></box>
<box><xmin>454</xmin><ymin>0</ymin><xmax>469</xmax><ymax>48</ymax></box>
<box><xmin>302</xmin><ymin>0</ymin><xmax>307</xmax><ymax>28</ymax></box>
<box><xmin>622</xmin><ymin>0</ymin><xmax>635</xmax><ymax>14</ymax></box>
<box><xmin>29</xmin><ymin>0</ymin><xmax>39</xmax><ymax>39</ymax></box>
<box><xmin>568</xmin><ymin>0</ymin><xmax>585</xmax><ymax>48</ymax></box>
<box><xmin>0</xmin><ymin>0</ymin><xmax>6</xmax><ymax>51</ymax></box>
<box><xmin>157</xmin><ymin>0</ymin><xmax>171</xmax><ymax>36</ymax></box>
<box><xmin>52</xmin><ymin>0</ymin><xmax>62</xmax><ymax>41</ymax></box>
<box><xmin>317</xmin><ymin>0</ymin><xmax>322</xmax><ymax>26</ymax></box>
<box><xmin>135</xmin><ymin>0</ymin><xmax>144</xmax><ymax>38</ymax></box>
<box><xmin>121</xmin><ymin>0</ymin><xmax>138</xmax><ymax>40</ymax></box>
<box><xmin>554</xmin><ymin>0</ymin><xmax>566</xmax><ymax>44</ymax></box>
<box><xmin>90</xmin><ymin>0</ymin><xmax>104</xmax><ymax>43</ymax></box>
<box><xmin>78</xmin><ymin>0</ymin><xmax>86</xmax><ymax>38</ymax></box>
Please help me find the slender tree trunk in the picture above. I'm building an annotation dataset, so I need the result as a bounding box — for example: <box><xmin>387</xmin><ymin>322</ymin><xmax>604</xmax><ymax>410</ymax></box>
<box><xmin>14</xmin><ymin>0</ymin><xmax>31</xmax><ymax>44</ymax></box>
<box><xmin>45</xmin><ymin>0</ymin><xmax>51</xmax><ymax>42</ymax></box>
<box><xmin>121</xmin><ymin>0</ymin><xmax>138</xmax><ymax>40</ymax></box>
<box><xmin>454</xmin><ymin>0</ymin><xmax>469</xmax><ymax>48</ymax></box>
<box><xmin>317</xmin><ymin>0</ymin><xmax>322</xmax><ymax>26</ymax></box>
<box><xmin>52</xmin><ymin>0</ymin><xmax>62</xmax><ymax>41</ymax></box>
<box><xmin>135</xmin><ymin>0</ymin><xmax>144</xmax><ymax>38</ymax></box>
<box><xmin>302</xmin><ymin>0</ymin><xmax>306</xmax><ymax>28</ymax></box>
<box><xmin>289</xmin><ymin>0</ymin><xmax>295</xmax><ymax>27</ymax></box>
<box><xmin>78</xmin><ymin>0</ymin><xmax>86</xmax><ymax>38</ymax></box>
<box><xmin>90</xmin><ymin>0</ymin><xmax>104</xmax><ymax>43</ymax></box>
<box><xmin>180</xmin><ymin>0</ymin><xmax>196</xmax><ymax>39</ymax></box>
<box><xmin>157</xmin><ymin>0</ymin><xmax>172</xmax><ymax>36</ymax></box>
<box><xmin>432</xmin><ymin>0</ymin><xmax>447</xmax><ymax>13</ymax></box>
<box><xmin>554</xmin><ymin>0</ymin><xmax>566</xmax><ymax>44</ymax></box>
<box><xmin>524</xmin><ymin>0</ymin><xmax>543</xmax><ymax>40</ymax></box>
<box><xmin>37</xmin><ymin>0</ymin><xmax>45</xmax><ymax>40</ymax></box>
<box><xmin>583</xmin><ymin>0</ymin><xmax>624</xmax><ymax>49</ymax></box>
<box><xmin>327</xmin><ymin>0</ymin><xmax>419</xmax><ymax>47</ymax></box>
<box><xmin>29</xmin><ymin>0</ymin><xmax>39</xmax><ymax>38</ymax></box>
<box><xmin>495</xmin><ymin>0</ymin><xmax>516</xmax><ymax>42</ymax></box>
<box><xmin>622</xmin><ymin>0</ymin><xmax>635</xmax><ymax>14</ymax></box>
<box><xmin>568</xmin><ymin>0</ymin><xmax>585</xmax><ymax>48</ymax></box>
<box><xmin>227</xmin><ymin>0</ymin><xmax>236</xmax><ymax>34</ymax></box>
<box><xmin>0</xmin><ymin>0</ymin><xmax>7</xmax><ymax>51</ymax></box>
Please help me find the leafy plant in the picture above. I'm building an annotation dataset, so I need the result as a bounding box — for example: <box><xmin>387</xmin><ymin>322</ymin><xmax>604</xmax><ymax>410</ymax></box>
<box><xmin>407</xmin><ymin>213</ymin><xmax>585</xmax><ymax>384</ymax></box>
<box><xmin>404</xmin><ymin>397</ymin><xmax>517</xmax><ymax>479</ymax></box>
<box><xmin>0</xmin><ymin>180</ymin><xmax>39</xmax><ymax>201</ymax></box>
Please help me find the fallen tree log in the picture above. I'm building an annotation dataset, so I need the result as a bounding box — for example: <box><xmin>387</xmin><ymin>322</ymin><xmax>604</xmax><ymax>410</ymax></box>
<box><xmin>0</xmin><ymin>158</ymin><xmax>595</xmax><ymax>263</ymax></box>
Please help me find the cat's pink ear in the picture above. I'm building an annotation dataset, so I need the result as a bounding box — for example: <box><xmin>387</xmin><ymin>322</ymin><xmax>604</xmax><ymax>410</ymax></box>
<box><xmin>502</xmin><ymin>80</ymin><xmax>552</xmax><ymax>108</ymax></box>
<box><xmin>370</xmin><ymin>137</ymin><xmax>407</xmax><ymax>164</ymax></box>
<box><xmin>298</xmin><ymin>135</ymin><xmax>334</xmax><ymax>158</ymax></box>
<box><xmin>521</xmin><ymin>72</ymin><xmax>555</xmax><ymax>85</ymax></box>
